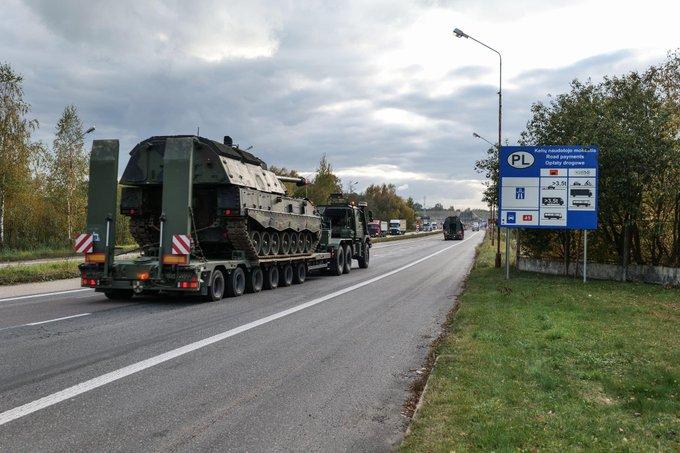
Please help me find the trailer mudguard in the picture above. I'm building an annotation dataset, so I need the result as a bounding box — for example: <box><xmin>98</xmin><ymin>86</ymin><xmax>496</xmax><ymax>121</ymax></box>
<box><xmin>160</xmin><ymin>137</ymin><xmax>194</xmax><ymax>259</ymax></box>
<box><xmin>85</xmin><ymin>140</ymin><xmax>119</xmax><ymax>268</ymax></box>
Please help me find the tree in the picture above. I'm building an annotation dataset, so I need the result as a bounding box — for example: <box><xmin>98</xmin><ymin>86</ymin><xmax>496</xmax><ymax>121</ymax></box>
<box><xmin>48</xmin><ymin>105</ymin><xmax>88</xmax><ymax>242</ymax></box>
<box><xmin>363</xmin><ymin>183</ymin><xmax>416</xmax><ymax>229</ymax></box>
<box><xmin>305</xmin><ymin>154</ymin><xmax>342</xmax><ymax>205</ymax></box>
<box><xmin>0</xmin><ymin>63</ymin><xmax>39</xmax><ymax>248</ymax></box>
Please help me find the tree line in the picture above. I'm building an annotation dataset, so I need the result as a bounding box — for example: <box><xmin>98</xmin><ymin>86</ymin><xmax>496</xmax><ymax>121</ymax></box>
<box><xmin>477</xmin><ymin>51</ymin><xmax>680</xmax><ymax>267</ymax></box>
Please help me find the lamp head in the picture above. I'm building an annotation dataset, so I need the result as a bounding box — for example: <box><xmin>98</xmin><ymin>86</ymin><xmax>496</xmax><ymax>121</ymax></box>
<box><xmin>473</xmin><ymin>132</ymin><xmax>480</xmax><ymax>138</ymax></box>
<box><xmin>85</xmin><ymin>126</ymin><xmax>96</xmax><ymax>134</ymax></box>
<box><xmin>453</xmin><ymin>28</ymin><xmax>467</xmax><ymax>38</ymax></box>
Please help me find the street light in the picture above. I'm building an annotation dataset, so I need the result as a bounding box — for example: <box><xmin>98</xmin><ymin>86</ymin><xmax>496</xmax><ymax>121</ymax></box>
<box><xmin>473</xmin><ymin>132</ymin><xmax>495</xmax><ymax>148</ymax></box>
<box><xmin>454</xmin><ymin>26</ymin><xmax>503</xmax><ymax>269</ymax></box>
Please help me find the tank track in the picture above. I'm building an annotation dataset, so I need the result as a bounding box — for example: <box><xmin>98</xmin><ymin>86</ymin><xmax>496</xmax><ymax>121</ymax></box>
<box><xmin>225</xmin><ymin>218</ymin><xmax>320</xmax><ymax>260</ymax></box>
<box><xmin>129</xmin><ymin>217</ymin><xmax>159</xmax><ymax>248</ymax></box>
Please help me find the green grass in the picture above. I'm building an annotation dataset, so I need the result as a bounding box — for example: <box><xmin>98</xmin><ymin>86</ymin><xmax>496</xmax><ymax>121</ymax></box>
<box><xmin>0</xmin><ymin>261</ymin><xmax>81</xmax><ymax>286</ymax></box>
<box><xmin>0</xmin><ymin>246</ymin><xmax>77</xmax><ymax>262</ymax></box>
<box><xmin>402</xmin><ymin>235</ymin><xmax>679</xmax><ymax>452</ymax></box>
<box><xmin>372</xmin><ymin>230</ymin><xmax>441</xmax><ymax>243</ymax></box>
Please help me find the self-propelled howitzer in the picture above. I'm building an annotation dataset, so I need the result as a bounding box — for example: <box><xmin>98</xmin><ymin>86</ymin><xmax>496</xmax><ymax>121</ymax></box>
<box><xmin>119</xmin><ymin>135</ymin><xmax>321</xmax><ymax>260</ymax></box>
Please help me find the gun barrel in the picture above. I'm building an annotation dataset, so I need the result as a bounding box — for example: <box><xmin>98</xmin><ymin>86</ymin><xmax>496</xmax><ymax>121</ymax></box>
<box><xmin>277</xmin><ymin>175</ymin><xmax>308</xmax><ymax>186</ymax></box>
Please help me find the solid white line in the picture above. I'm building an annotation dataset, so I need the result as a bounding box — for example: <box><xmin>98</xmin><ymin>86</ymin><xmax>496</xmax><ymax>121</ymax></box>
<box><xmin>0</xmin><ymin>288</ymin><xmax>92</xmax><ymax>303</ymax></box>
<box><xmin>0</xmin><ymin>232</ymin><xmax>479</xmax><ymax>426</ymax></box>
<box><xmin>23</xmin><ymin>313</ymin><xmax>92</xmax><ymax>326</ymax></box>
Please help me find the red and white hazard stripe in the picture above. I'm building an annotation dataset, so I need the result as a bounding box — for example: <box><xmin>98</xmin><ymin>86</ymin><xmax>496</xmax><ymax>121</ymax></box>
<box><xmin>74</xmin><ymin>233</ymin><xmax>93</xmax><ymax>254</ymax></box>
<box><xmin>171</xmin><ymin>234</ymin><xmax>191</xmax><ymax>255</ymax></box>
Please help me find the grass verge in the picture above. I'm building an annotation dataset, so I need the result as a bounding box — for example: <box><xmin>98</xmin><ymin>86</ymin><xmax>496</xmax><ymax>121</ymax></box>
<box><xmin>402</xmin><ymin>234</ymin><xmax>679</xmax><ymax>451</ymax></box>
<box><xmin>0</xmin><ymin>261</ymin><xmax>80</xmax><ymax>286</ymax></box>
<box><xmin>0</xmin><ymin>246</ymin><xmax>76</xmax><ymax>263</ymax></box>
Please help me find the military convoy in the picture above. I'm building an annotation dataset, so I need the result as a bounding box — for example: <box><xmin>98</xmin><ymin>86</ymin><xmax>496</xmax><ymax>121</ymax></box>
<box><xmin>77</xmin><ymin>135</ymin><xmax>371</xmax><ymax>301</ymax></box>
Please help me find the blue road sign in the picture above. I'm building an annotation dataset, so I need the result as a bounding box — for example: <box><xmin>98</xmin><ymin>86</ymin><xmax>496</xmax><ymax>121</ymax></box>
<box><xmin>499</xmin><ymin>146</ymin><xmax>598</xmax><ymax>229</ymax></box>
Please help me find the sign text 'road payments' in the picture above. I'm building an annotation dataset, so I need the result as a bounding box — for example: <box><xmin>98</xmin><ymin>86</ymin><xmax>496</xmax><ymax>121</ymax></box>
<box><xmin>499</xmin><ymin>146</ymin><xmax>599</xmax><ymax>230</ymax></box>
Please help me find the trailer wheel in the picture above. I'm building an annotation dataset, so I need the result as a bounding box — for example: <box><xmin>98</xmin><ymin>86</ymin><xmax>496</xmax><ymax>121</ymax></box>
<box><xmin>206</xmin><ymin>270</ymin><xmax>225</xmax><ymax>301</ymax></box>
<box><xmin>358</xmin><ymin>244</ymin><xmax>370</xmax><ymax>269</ymax></box>
<box><xmin>104</xmin><ymin>289</ymin><xmax>134</xmax><ymax>300</ymax></box>
<box><xmin>280</xmin><ymin>263</ymin><xmax>294</xmax><ymax>287</ymax></box>
<box><xmin>246</xmin><ymin>267</ymin><xmax>263</xmax><ymax>293</ymax></box>
<box><xmin>330</xmin><ymin>246</ymin><xmax>344</xmax><ymax>276</ymax></box>
<box><xmin>226</xmin><ymin>267</ymin><xmax>246</xmax><ymax>298</ymax></box>
<box><xmin>293</xmin><ymin>262</ymin><xmax>307</xmax><ymax>284</ymax></box>
<box><xmin>264</xmin><ymin>266</ymin><xmax>279</xmax><ymax>290</ymax></box>
<box><xmin>342</xmin><ymin>244</ymin><xmax>352</xmax><ymax>274</ymax></box>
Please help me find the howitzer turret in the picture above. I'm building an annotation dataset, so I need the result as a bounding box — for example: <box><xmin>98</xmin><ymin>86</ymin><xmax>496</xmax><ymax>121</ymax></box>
<box><xmin>119</xmin><ymin>135</ymin><xmax>322</xmax><ymax>259</ymax></box>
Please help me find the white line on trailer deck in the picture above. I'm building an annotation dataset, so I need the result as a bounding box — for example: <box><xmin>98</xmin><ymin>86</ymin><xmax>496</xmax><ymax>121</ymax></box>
<box><xmin>0</xmin><ymin>232</ymin><xmax>479</xmax><ymax>427</ymax></box>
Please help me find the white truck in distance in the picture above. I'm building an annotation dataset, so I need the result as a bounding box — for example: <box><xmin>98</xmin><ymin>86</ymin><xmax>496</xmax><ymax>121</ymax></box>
<box><xmin>389</xmin><ymin>219</ymin><xmax>407</xmax><ymax>235</ymax></box>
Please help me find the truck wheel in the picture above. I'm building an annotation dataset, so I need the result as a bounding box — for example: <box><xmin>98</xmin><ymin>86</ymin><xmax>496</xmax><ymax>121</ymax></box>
<box><xmin>225</xmin><ymin>267</ymin><xmax>246</xmax><ymax>298</ymax></box>
<box><xmin>293</xmin><ymin>262</ymin><xmax>307</xmax><ymax>284</ymax></box>
<box><xmin>206</xmin><ymin>270</ymin><xmax>225</xmax><ymax>301</ymax></box>
<box><xmin>279</xmin><ymin>263</ymin><xmax>294</xmax><ymax>287</ymax></box>
<box><xmin>330</xmin><ymin>246</ymin><xmax>344</xmax><ymax>276</ymax></box>
<box><xmin>358</xmin><ymin>245</ymin><xmax>370</xmax><ymax>269</ymax></box>
<box><xmin>246</xmin><ymin>267</ymin><xmax>263</xmax><ymax>293</ymax></box>
<box><xmin>104</xmin><ymin>289</ymin><xmax>134</xmax><ymax>301</ymax></box>
<box><xmin>264</xmin><ymin>266</ymin><xmax>279</xmax><ymax>290</ymax></box>
<box><xmin>342</xmin><ymin>244</ymin><xmax>352</xmax><ymax>274</ymax></box>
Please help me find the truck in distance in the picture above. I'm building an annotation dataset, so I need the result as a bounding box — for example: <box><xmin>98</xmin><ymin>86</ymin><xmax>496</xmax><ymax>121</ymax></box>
<box><xmin>389</xmin><ymin>219</ymin><xmax>406</xmax><ymax>235</ymax></box>
<box><xmin>443</xmin><ymin>216</ymin><xmax>464</xmax><ymax>240</ymax></box>
<box><xmin>367</xmin><ymin>220</ymin><xmax>388</xmax><ymax>237</ymax></box>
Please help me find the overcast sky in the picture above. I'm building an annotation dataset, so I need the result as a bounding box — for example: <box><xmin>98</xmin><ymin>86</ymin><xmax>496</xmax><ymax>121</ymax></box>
<box><xmin>2</xmin><ymin>0</ymin><xmax>678</xmax><ymax>209</ymax></box>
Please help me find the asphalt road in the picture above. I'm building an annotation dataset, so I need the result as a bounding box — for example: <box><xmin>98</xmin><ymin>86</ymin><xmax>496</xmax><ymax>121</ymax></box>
<box><xmin>0</xmin><ymin>232</ymin><xmax>483</xmax><ymax>452</ymax></box>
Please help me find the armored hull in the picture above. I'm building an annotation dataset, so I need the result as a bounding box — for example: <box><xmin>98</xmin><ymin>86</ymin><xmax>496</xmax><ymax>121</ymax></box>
<box><xmin>119</xmin><ymin>135</ymin><xmax>321</xmax><ymax>260</ymax></box>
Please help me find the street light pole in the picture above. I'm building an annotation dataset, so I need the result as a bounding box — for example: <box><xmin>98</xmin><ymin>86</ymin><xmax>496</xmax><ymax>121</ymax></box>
<box><xmin>454</xmin><ymin>27</ymin><xmax>503</xmax><ymax>268</ymax></box>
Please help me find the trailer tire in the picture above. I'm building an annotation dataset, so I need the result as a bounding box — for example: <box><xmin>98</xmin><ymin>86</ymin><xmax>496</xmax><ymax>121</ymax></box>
<box><xmin>358</xmin><ymin>244</ymin><xmax>370</xmax><ymax>269</ymax></box>
<box><xmin>330</xmin><ymin>246</ymin><xmax>344</xmax><ymax>276</ymax></box>
<box><xmin>104</xmin><ymin>289</ymin><xmax>134</xmax><ymax>300</ymax></box>
<box><xmin>342</xmin><ymin>244</ymin><xmax>352</xmax><ymax>274</ymax></box>
<box><xmin>206</xmin><ymin>270</ymin><xmax>225</xmax><ymax>301</ymax></box>
<box><xmin>280</xmin><ymin>263</ymin><xmax>293</xmax><ymax>287</ymax></box>
<box><xmin>293</xmin><ymin>262</ymin><xmax>306</xmax><ymax>284</ymax></box>
<box><xmin>246</xmin><ymin>267</ymin><xmax>263</xmax><ymax>293</ymax></box>
<box><xmin>264</xmin><ymin>266</ymin><xmax>279</xmax><ymax>290</ymax></box>
<box><xmin>226</xmin><ymin>267</ymin><xmax>246</xmax><ymax>298</ymax></box>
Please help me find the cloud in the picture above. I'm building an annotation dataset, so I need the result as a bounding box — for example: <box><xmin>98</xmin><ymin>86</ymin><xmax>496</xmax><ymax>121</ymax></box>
<box><xmin>1</xmin><ymin>0</ymin><xmax>675</xmax><ymax>210</ymax></box>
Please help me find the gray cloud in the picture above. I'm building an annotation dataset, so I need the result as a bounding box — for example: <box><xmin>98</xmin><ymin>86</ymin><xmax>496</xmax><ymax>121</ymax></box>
<box><xmin>0</xmin><ymin>0</ymin><xmax>670</xmax><ymax>209</ymax></box>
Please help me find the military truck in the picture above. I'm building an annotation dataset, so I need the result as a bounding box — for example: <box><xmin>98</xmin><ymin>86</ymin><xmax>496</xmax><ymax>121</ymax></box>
<box><xmin>77</xmin><ymin>136</ymin><xmax>370</xmax><ymax>302</ymax></box>
<box><xmin>443</xmin><ymin>216</ymin><xmax>464</xmax><ymax>240</ymax></box>
<box><xmin>316</xmin><ymin>194</ymin><xmax>371</xmax><ymax>275</ymax></box>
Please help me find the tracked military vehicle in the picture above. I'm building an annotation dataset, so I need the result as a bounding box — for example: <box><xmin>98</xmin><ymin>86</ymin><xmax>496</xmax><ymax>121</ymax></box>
<box><xmin>119</xmin><ymin>135</ymin><xmax>322</xmax><ymax>260</ymax></box>
<box><xmin>77</xmin><ymin>136</ymin><xmax>371</xmax><ymax>301</ymax></box>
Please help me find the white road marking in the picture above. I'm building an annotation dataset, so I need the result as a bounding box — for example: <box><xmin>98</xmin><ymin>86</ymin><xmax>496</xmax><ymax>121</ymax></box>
<box><xmin>0</xmin><ymin>232</ymin><xmax>480</xmax><ymax>426</ymax></box>
<box><xmin>0</xmin><ymin>313</ymin><xmax>92</xmax><ymax>332</ymax></box>
<box><xmin>0</xmin><ymin>289</ymin><xmax>91</xmax><ymax>304</ymax></box>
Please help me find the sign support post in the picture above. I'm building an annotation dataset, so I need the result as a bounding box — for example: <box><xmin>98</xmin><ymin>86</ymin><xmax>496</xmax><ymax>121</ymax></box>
<box><xmin>583</xmin><ymin>230</ymin><xmax>587</xmax><ymax>283</ymax></box>
<box><xmin>505</xmin><ymin>228</ymin><xmax>510</xmax><ymax>279</ymax></box>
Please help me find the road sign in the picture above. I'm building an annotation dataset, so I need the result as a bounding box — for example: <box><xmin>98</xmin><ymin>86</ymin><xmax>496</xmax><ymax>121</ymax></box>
<box><xmin>499</xmin><ymin>146</ymin><xmax>598</xmax><ymax>229</ymax></box>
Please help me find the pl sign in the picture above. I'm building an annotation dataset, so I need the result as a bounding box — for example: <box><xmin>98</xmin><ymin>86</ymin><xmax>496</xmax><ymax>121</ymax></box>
<box><xmin>499</xmin><ymin>146</ymin><xmax>598</xmax><ymax>229</ymax></box>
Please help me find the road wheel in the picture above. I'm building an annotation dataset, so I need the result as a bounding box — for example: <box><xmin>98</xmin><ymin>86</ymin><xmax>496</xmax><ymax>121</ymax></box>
<box><xmin>330</xmin><ymin>246</ymin><xmax>344</xmax><ymax>276</ymax></box>
<box><xmin>280</xmin><ymin>232</ymin><xmax>291</xmax><ymax>255</ymax></box>
<box><xmin>300</xmin><ymin>233</ymin><xmax>309</xmax><ymax>254</ymax></box>
<box><xmin>343</xmin><ymin>244</ymin><xmax>352</xmax><ymax>274</ymax></box>
<box><xmin>293</xmin><ymin>262</ymin><xmax>307</xmax><ymax>284</ymax></box>
<box><xmin>206</xmin><ymin>269</ymin><xmax>225</xmax><ymax>301</ymax></box>
<box><xmin>260</xmin><ymin>230</ymin><xmax>271</xmax><ymax>256</ymax></box>
<box><xmin>264</xmin><ymin>266</ymin><xmax>279</xmax><ymax>290</ymax></box>
<box><xmin>358</xmin><ymin>244</ymin><xmax>370</xmax><ymax>269</ymax></box>
<box><xmin>225</xmin><ymin>267</ymin><xmax>245</xmax><ymax>298</ymax></box>
<box><xmin>246</xmin><ymin>267</ymin><xmax>263</xmax><ymax>293</ymax></box>
<box><xmin>269</xmin><ymin>231</ymin><xmax>280</xmax><ymax>255</ymax></box>
<box><xmin>304</xmin><ymin>232</ymin><xmax>315</xmax><ymax>253</ymax></box>
<box><xmin>104</xmin><ymin>289</ymin><xmax>134</xmax><ymax>300</ymax></box>
<box><xmin>279</xmin><ymin>263</ymin><xmax>293</xmax><ymax>287</ymax></box>
<box><xmin>290</xmin><ymin>232</ymin><xmax>299</xmax><ymax>254</ymax></box>
<box><xmin>250</xmin><ymin>231</ymin><xmax>262</xmax><ymax>255</ymax></box>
